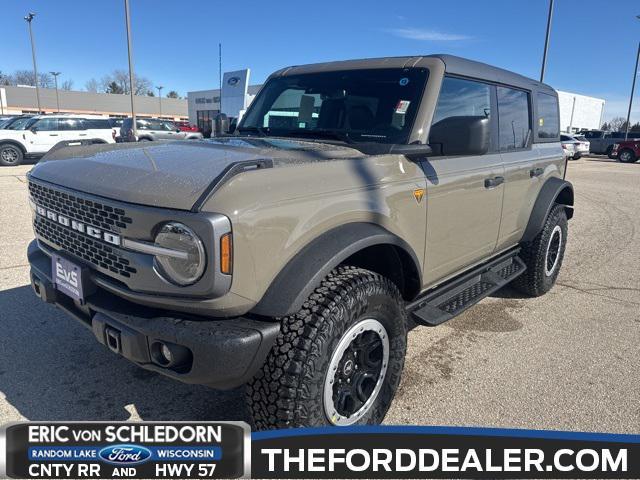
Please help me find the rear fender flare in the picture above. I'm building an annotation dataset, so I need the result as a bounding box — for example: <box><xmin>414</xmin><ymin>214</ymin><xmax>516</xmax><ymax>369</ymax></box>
<box><xmin>522</xmin><ymin>177</ymin><xmax>574</xmax><ymax>243</ymax></box>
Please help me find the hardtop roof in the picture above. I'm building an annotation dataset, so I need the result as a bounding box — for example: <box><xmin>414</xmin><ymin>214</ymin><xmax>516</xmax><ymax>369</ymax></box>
<box><xmin>274</xmin><ymin>54</ymin><xmax>556</xmax><ymax>96</ymax></box>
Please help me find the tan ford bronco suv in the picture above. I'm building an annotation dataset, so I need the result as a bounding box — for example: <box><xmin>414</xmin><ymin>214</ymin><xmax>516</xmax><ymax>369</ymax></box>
<box><xmin>27</xmin><ymin>54</ymin><xmax>573</xmax><ymax>429</ymax></box>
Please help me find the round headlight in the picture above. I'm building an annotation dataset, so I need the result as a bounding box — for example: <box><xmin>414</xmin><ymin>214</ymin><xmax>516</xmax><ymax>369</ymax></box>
<box><xmin>153</xmin><ymin>222</ymin><xmax>206</xmax><ymax>286</ymax></box>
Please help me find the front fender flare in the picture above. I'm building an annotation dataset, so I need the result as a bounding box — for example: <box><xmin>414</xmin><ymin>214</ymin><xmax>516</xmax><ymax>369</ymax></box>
<box><xmin>522</xmin><ymin>177</ymin><xmax>574</xmax><ymax>243</ymax></box>
<box><xmin>252</xmin><ymin>223</ymin><xmax>421</xmax><ymax>317</ymax></box>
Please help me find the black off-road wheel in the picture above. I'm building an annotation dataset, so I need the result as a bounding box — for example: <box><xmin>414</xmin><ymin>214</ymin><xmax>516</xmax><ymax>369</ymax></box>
<box><xmin>0</xmin><ymin>144</ymin><xmax>24</xmax><ymax>166</ymax></box>
<box><xmin>246</xmin><ymin>266</ymin><xmax>407</xmax><ymax>430</ymax></box>
<box><xmin>618</xmin><ymin>149</ymin><xmax>637</xmax><ymax>163</ymax></box>
<box><xmin>514</xmin><ymin>204</ymin><xmax>568</xmax><ymax>297</ymax></box>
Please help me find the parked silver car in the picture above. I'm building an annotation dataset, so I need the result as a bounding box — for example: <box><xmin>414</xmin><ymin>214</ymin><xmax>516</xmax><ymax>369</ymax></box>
<box><xmin>120</xmin><ymin>118</ymin><xmax>203</xmax><ymax>142</ymax></box>
<box><xmin>561</xmin><ymin>134</ymin><xmax>588</xmax><ymax>159</ymax></box>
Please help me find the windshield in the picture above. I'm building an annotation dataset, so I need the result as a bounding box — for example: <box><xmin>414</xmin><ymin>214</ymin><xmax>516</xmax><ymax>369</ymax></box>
<box><xmin>239</xmin><ymin>68</ymin><xmax>429</xmax><ymax>144</ymax></box>
<box><xmin>7</xmin><ymin>117</ymin><xmax>35</xmax><ymax>130</ymax></box>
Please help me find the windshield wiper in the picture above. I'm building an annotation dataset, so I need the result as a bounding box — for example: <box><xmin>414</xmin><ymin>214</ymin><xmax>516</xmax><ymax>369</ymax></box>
<box><xmin>237</xmin><ymin>125</ymin><xmax>268</xmax><ymax>137</ymax></box>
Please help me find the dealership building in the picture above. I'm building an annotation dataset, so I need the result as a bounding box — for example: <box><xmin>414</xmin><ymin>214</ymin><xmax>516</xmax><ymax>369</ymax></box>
<box><xmin>0</xmin><ymin>85</ymin><xmax>187</xmax><ymax>119</ymax></box>
<box><xmin>556</xmin><ymin>90</ymin><xmax>606</xmax><ymax>133</ymax></box>
<box><xmin>187</xmin><ymin>69</ymin><xmax>261</xmax><ymax>132</ymax></box>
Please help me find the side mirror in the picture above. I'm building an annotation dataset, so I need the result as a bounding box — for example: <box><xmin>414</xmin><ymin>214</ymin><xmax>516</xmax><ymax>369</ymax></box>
<box><xmin>30</xmin><ymin>126</ymin><xmax>38</xmax><ymax>133</ymax></box>
<box><xmin>428</xmin><ymin>115</ymin><xmax>490</xmax><ymax>156</ymax></box>
<box><xmin>176</xmin><ymin>129</ymin><xmax>181</xmax><ymax>133</ymax></box>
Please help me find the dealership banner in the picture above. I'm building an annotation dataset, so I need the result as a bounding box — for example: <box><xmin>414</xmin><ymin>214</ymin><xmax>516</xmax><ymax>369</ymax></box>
<box><xmin>0</xmin><ymin>422</ymin><xmax>249</xmax><ymax>479</ymax></box>
<box><xmin>1</xmin><ymin>422</ymin><xmax>639</xmax><ymax>479</ymax></box>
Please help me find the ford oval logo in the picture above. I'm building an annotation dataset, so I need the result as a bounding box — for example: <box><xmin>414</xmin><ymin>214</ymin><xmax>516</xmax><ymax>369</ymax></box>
<box><xmin>98</xmin><ymin>444</ymin><xmax>152</xmax><ymax>465</ymax></box>
<box><xmin>227</xmin><ymin>76</ymin><xmax>240</xmax><ymax>86</ymax></box>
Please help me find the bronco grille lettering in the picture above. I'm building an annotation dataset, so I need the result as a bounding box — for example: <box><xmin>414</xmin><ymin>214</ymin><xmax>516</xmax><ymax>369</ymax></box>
<box><xmin>34</xmin><ymin>203</ymin><xmax>121</xmax><ymax>246</ymax></box>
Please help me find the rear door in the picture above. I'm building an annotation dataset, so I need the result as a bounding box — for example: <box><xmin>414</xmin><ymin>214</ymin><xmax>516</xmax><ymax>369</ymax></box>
<box><xmin>423</xmin><ymin>76</ymin><xmax>505</xmax><ymax>285</ymax></box>
<box><xmin>495</xmin><ymin>86</ymin><xmax>538</xmax><ymax>249</ymax></box>
<box><xmin>57</xmin><ymin>118</ymin><xmax>87</xmax><ymax>143</ymax></box>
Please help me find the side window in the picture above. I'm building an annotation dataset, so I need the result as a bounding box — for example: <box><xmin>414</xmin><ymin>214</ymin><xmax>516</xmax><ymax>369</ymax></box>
<box><xmin>429</xmin><ymin>76</ymin><xmax>491</xmax><ymax>155</ymax></box>
<box><xmin>497</xmin><ymin>87</ymin><xmax>530</xmax><ymax>151</ymax></box>
<box><xmin>58</xmin><ymin>119</ymin><xmax>84</xmax><ymax>131</ymax></box>
<box><xmin>536</xmin><ymin>92</ymin><xmax>559</xmax><ymax>139</ymax></box>
<box><xmin>431</xmin><ymin>77</ymin><xmax>491</xmax><ymax>126</ymax></box>
<box><xmin>34</xmin><ymin>118</ymin><xmax>59</xmax><ymax>131</ymax></box>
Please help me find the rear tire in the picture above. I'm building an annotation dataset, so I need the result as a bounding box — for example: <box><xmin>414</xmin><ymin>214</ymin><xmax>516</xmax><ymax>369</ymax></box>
<box><xmin>618</xmin><ymin>149</ymin><xmax>637</xmax><ymax>163</ymax></box>
<box><xmin>0</xmin><ymin>144</ymin><xmax>24</xmax><ymax>166</ymax></box>
<box><xmin>246</xmin><ymin>266</ymin><xmax>407</xmax><ymax>430</ymax></box>
<box><xmin>514</xmin><ymin>204</ymin><xmax>568</xmax><ymax>297</ymax></box>
<box><xmin>606</xmin><ymin>145</ymin><xmax>616</xmax><ymax>159</ymax></box>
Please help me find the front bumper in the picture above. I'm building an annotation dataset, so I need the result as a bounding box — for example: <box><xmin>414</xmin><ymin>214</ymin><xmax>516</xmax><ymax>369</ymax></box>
<box><xmin>28</xmin><ymin>240</ymin><xmax>279</xmax><ymax>389</ymax></box>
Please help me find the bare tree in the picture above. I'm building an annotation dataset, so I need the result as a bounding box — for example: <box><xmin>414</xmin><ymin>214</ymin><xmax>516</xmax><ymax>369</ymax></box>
<box><xmin>61</xmin><ymin>79</ymin><xmax>74</xmax><ymax>91</ymax></box>
<box><xmin>10</xmin><ymin>70</ymin><xmax>53</xmax><ymax>88</ymax></box>
<box><xmin>607</xmin><ymin>117</ymin><xmax>627</xmax><ymax>132</ymax></box>
<box><xmin>100</xmin><ymin>69</ymin><xmax>152</xmax><ymax>95</ymax></box>
<box><xmin>84</xmin><ymin>78</ymin><xmax>99</xmax><ymax>92</ymax></box>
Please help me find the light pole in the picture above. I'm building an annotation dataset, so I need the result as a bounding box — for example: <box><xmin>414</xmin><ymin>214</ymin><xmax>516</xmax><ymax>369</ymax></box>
<box><xmin>50</xmin><ymin>71</ymin><xmax>61</xmax><ymax>112</ymax></box>
<box><xmin>124</xmin><ymin>0</ymin><xmax>137</xmax><ymax>137</ymax></box>
<box><xmin>24</xmin><ymin>12</ymin><xmax>42</xmax><ymax>113</ymax></box>
<box><xmin>624</xmin><ymin>15</ymin><xmax>640</xmax><ymax>140</ymax></box>
<box><xmin>156</xmin><ymin>85</ymin><xmax>163</xmax><ymax>117</ymax></box>
<box><xmin>540</xmin><ymin>0</ymin><xmax>555</xmax><ymax>82</ymax></box>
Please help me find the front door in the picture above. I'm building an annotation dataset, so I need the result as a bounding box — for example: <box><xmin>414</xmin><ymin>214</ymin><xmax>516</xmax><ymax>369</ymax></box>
<box><xmin>27</xmin><ymin>117</ymin><xmax>61</xmax><ymax>153</ymax></box>
<box><xmin>422</xmin><ymin>76</ymin><xmax>504</xmax><ymax>286</ymax></box>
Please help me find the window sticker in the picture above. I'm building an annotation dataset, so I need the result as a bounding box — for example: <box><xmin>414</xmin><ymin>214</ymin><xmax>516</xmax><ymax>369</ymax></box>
<box><xmin>399</xmin><ymin>77</ymin><xmax>409</xmax><ymax>86</ymax></box>
<box><xmin>395</xmin><ymin>100</ymin><xmax>411</xmax><ymax>114</ymax></box>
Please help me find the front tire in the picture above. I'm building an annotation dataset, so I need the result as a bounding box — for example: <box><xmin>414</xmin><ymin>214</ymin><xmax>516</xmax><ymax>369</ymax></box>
<box><xmin>246</xmin><ymin>266</ymin><xmax>407</xmax><ymax>430</ymax></box>
<box><xmin>0</xmin><ymin>144</ymin><xmax>24</xmax><ymax>166</ymax></box>
<box><xmin>514</xmin><ymin>204</ymin><xmax>568</xmax><ymax>297</ymax></box>
<box><xmin>618</xmin><ymin>149</ymin><xmax>637</xmax><ymax>163</ymax></box>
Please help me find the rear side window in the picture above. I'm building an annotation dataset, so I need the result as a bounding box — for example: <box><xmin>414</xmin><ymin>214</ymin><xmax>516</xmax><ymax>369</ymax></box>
<box><xmin>497</xmin><ymin>87</ymin><xmax>530</xmax><ymax>150</ymax></box>
<box><xmin>536</xmin><ymin>92</ymin><xmax>559</xmax><ymax>139</ymax></box>
<box><xmin>84</xmin><ymin>119</ymin><xmax>111</xmax><ymax>129</ymax></box>
<box><xmin>583</xmin><ymin>131</ymin><xmax>602</xmax><ymax>139</ymax></box>
<box><xmin>58</xmin><ymin>119</ymin><xmax>85</xmax><ymax>131</ymax></box>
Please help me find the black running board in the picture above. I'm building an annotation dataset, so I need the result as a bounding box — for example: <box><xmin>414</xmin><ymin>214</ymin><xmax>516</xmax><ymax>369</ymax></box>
<box><xmin>407</xmin><ymin>249</ymin><xmax>526</xmax><ymax>326</ymax></box>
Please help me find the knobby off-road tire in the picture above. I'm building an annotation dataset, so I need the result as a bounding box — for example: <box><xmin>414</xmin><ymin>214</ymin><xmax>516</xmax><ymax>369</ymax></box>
<box><xmin>514</xmin><ymin>204</ymin><xmax>568</xmax><ymax>297</ymax></box>
<box><xmin>247</xmin><ymin>266</ymin><xmax>407</xmax><ymax>430</ymax></box>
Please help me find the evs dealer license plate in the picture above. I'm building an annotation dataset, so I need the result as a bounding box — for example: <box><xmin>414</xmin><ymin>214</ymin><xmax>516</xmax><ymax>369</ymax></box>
<box><xmin>52</xmin><ymin>254</ymin><xmax>84</xmax><ymax>301</ymax></box>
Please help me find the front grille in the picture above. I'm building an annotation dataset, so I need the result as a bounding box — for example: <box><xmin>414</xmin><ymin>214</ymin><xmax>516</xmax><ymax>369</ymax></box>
<box><xmin>34</xmin><ymin>215</ymin><xmax>137</xmax><ymax>278</ymax></box>
<box><xmin>29</xmin><ymin>181</ymin><xmax>133</xmax><ymax>231</ymax></box>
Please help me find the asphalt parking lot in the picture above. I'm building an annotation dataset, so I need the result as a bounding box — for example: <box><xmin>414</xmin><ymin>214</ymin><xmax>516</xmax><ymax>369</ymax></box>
<box><xmin>0</xmin><ymin>156</ymin><xmax>638</xmax><ymax>432</ymax></box>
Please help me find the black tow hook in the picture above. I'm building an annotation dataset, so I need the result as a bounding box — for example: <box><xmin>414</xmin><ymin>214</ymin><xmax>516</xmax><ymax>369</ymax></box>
<box><xmin>104</xmin><ymin>327</ymin><xmax>122</xmax><ymax>354</ymax></box>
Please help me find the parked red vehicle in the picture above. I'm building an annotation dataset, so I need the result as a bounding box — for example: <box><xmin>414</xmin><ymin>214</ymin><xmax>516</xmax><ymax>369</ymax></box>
<box><xmin>174</xmin><ymin>120</ymin><xmax>199</xmax><ymax>132</ymax></box>
<box><xmin>611</xmin><ymin>139</ymin><xmax>640</xmax><ymax>163</ymax></box>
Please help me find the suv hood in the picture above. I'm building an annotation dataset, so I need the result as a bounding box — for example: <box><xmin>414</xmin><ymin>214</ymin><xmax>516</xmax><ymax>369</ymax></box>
<box><xmin>29</xmin><ymin>138</ymin><xmax>364</xmax><ymax>210</ymax></box>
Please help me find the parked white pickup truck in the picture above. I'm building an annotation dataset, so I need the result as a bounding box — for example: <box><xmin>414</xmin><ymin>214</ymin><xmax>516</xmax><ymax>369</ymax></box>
<box><xmin>0</xmin><ymin>115</ymin><xmax>115</xmax><ymax>166</ymax></box>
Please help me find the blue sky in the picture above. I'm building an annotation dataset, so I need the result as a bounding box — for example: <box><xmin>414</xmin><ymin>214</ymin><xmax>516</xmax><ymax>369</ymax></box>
<box><xmin>1</xmin><ymin>0</ymin><xmax>639</xmax><ymax>122</ymax></box>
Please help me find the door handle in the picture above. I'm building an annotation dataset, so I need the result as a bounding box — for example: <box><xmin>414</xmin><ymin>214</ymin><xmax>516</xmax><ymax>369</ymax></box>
<box><xmin>529</xmin><ymin>167</ymin><xmax>544</xmax><ymax>177</ymax></box>
<box><xmin>48</xmin><ymin>134</ymin><xmax>59</xmax><ymax>136</ymax></box>
<box><xmin>484</xmin><ymin>176</ymin><xmax>505</xmax><ymax>189</ymax></box>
